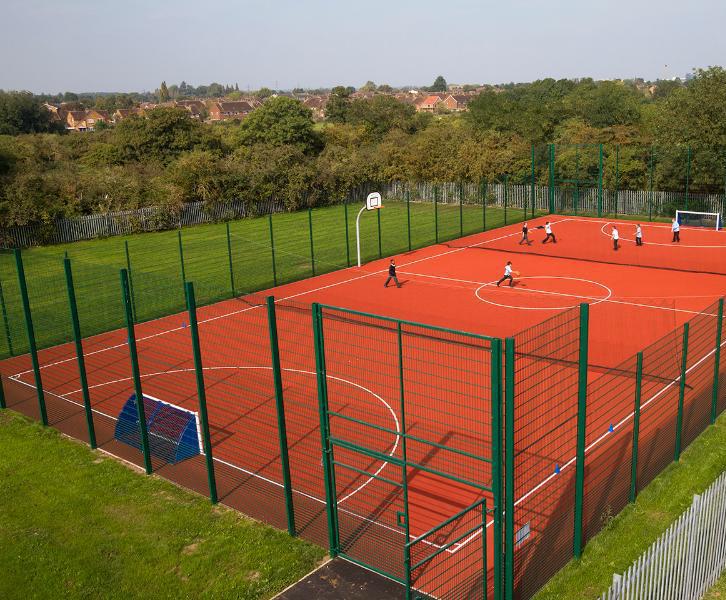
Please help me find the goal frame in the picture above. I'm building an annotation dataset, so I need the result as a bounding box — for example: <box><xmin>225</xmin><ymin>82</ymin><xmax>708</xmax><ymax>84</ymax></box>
<box><xmin>675</xmin><ymin>210</ymin><xmax>722</xmax><ymax>230</ymax></box>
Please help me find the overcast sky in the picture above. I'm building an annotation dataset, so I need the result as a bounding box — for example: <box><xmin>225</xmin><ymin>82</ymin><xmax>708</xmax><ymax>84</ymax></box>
<box><xmin>2</xmin><ymin>0</ymin><xmax>724</xmax><ymax>94</ymax></box>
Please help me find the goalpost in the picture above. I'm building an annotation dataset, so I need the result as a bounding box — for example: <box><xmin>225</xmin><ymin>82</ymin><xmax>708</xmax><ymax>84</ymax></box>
<box><xmin>675</xmin><ymin>210</ymin><xmax>722</xmax><ymax>230</ymax></box>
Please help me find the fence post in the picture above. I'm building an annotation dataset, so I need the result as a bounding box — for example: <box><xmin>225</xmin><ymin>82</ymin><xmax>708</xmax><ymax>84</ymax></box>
<box><xmin>630</xmin><ymin>351</ymin><xmax>643</xmax><ymax>502</ymax></box>
<box><xmin>491</xmin><ymin>337</ymin><xmax>503</xmax><ymax>600</ymax></box>
<box><xmin>397</xmin><ymin>321</ymin><xmax>412</xmax><ymax>583</ymax></box>
<box><xmin>344</xmin><ymin>201</ymin><xmax>351</xmax><ymax>267</ymax></box>
<box><xmin>434</xmin><ymin>184</ymin><xmax>439</xmax><ymax>243</ymax></box>
<box><xmin>266</xmin><ymin>296</ymin><xmax>296</xmax><ymax>535</ymax></box>
<box><xmin>597</xmin><ymin>144</ymin><xmax>604</xmax><ymax>218</ymax></box>
<box><xmin>64</xmin><ymin>258</ymin><xmax>96</xmax><ymax>449</ymax></box>
<box><xmin>648</xmin><ymin>144</ymin><xmax>655</xmax><ymax>221</ymax></box>
<box><xmin>685</xmin><ymin>146</ymin><xmax>691</xmax><ymax>211</ymax></box>
<box><xmin>406</xmin><ymin>186</ymin><xmax>412</xmax><ymax>251</ymax></box>
<box><xmin>505</xmin><ymin>337</ymin><xmax>515</xmax><ymax>600</ymax></box>
<box><xmin>0</xmin><ymin>280</ymin><xmax>14</xmax><ymax>356</ymax></box>
<box><xmin>504</xmin><ymin>175</ymin><xmax>509</xmax><ymax>225</ymax></box>
<box><xmin>120</xmin><ymin>268</ymin><xmax>152</xmax><ymax>474</ymax></box>
<box><xmin>482</xmin><ymin>178</ymin><xmax>488</xmax><ymax>231</ymax></box>
<box><xmin>14</xmin><ymin>249</ymin><xmax>47</xmax><ymax>426</ymax></box>
<box><xmin>312</xmin><ymin>303</ymin><xmax>339</xmax><ymax>555</ymax></box>
<box><xmin>548</xmin><ymin>144</ymin><xmax>555</xmax><ymax>214</ymax></box>
<box><xmin>574</xmin><ymin>302</ymin><xmax>590</xmax><ymax>558</ymax></box>
<box><xmin>225</xmin><ymin>222</ymin><xmax>235</xmax><ymax>297</ymax></box>
<box><xmin>711</xmin><ymin>298</ymin><xmax>724</xmax><ymax>424</ymax></box>
<box><xmin>530</xmin><ymin>143</ymin><xmax>536</xmax><ymax>218</ymax></box>
<box><xmin>124</xmin><ymin>241</ymin><xmax>137</xmax><ymax>322</ymax></box>
<box><xmin>186</xmin><ymin>282</ymin><xmax>218</xmax><ymax>504</ymax></box>
<box><xmin>268</xmin><ymin>213</ymin><xmax>278</xmax><ymax>287</ymax></box>
<box><xmin>177</xmin><ymin>229</ymin><xmax>186</xmax><ymax>286</ymax></box>
<box><xmin>615</xmin><ymin>145</ymin><xmax>620</xmax><ymax>216</ymax></box>
<box><xmin>308</xmin><ymin>207</ymin><xmax>316</xmax><ymax>276</ymax></box>
<box><xmin>675</xmin><ymin>322</ymin><xmax>690</xmax><ymax>462</ymax></box>
<box><xmin>0</xmin><ymin>372</ymin><xmax>5</xmax><ymax>409</ymax></box>
<box><xmin>459</xmin><ymin>181</ymin><xmax>464</xmax><ymax>237</ymax></box>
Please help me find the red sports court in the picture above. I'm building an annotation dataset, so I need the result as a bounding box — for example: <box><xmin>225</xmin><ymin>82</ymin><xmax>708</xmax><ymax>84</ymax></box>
<box><xmin>2</xmin><ymin>214</ymin><xmax>725</xmax><ymax>599</ymax></box>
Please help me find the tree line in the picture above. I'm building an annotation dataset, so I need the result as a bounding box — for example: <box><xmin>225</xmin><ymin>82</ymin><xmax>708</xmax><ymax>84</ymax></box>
<box><xmin>1</xmin><ymin>67</ymin><xmax>725</xmax><ymax>228</ymax></box>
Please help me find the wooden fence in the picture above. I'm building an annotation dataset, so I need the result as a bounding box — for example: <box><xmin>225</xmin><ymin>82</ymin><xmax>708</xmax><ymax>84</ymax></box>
<box><xmin>600</xmin><ymin>471</ymin><xmax>726</xmax><ymax>599</ymax></box>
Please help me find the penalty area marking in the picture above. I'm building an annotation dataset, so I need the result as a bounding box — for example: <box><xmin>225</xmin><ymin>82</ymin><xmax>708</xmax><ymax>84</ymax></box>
<box><xmin>599</xmin><ymin>221</ymin><xmax>726</xmax><ymax>249</ymax></box>
<box><xmin>474</xmin><ymin>275</ymin><xmax>612</xmax><ymax>311</ymax></box>
<box><xmin>9</xmin><ymin>364</ymin><xmax>457</xmax><ymax>552</ymax></box>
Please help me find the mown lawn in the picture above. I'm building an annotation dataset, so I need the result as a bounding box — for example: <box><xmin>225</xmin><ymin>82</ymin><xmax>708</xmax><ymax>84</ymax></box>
<box><xmin>0</xmin><ymin>201</ymin><xmax>526</xmax><ymax>357</ymax></box>
<box><xmin>0</xmin><ymin>410</ymin><xmax>326</xmax><ymax>600</ymax></box>
<box><xmin>533</xmin><ymin>410</ymin><xmax>726</xmax><ymax>599</ymax></box>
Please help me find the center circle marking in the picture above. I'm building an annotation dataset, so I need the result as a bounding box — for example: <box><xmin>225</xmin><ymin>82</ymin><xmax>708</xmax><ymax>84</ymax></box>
<box><xmin>475</xmin><ymin>276</ymin><xmax>612</xmax><ymax>311</ymax></box>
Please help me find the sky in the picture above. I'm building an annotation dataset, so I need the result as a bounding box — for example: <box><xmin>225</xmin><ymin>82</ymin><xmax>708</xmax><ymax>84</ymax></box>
<box><xmin>1</xmin><ymin>0</ymin><xmax>725</xmax><ymax>94</ymax></box>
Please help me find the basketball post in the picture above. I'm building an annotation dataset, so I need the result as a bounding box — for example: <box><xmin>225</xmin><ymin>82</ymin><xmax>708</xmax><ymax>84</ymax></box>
<box><xmin>356</xmin><ymin>192</ymin><xmax>383</xmax><ymax>267</ymax></box>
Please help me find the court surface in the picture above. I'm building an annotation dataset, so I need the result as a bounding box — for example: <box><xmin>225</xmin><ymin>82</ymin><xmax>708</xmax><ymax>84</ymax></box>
<box><xmin>2</xmin><ymin>214</ymin><xmax>725</xmax><ymax>597</ymax></box>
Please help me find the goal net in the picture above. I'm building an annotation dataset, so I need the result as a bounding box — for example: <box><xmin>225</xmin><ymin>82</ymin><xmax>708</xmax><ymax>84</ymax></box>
<box><xmin>676</xmin><ymin>210</ymin><xmax>722</xmax><ymax>230</ymax></box>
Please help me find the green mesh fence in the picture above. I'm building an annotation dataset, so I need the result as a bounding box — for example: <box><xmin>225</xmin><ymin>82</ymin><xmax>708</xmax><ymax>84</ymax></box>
<box><xmin>1</xmin><ymin>201</ymin><xmax>726</xmax><ymax>600</ymax></box>
<box><xmin>582</xmin><ymin>354</ymin><xmax>638</xmax><ymax>545</ymax></box>
<box><xmin>317</xmin><ymin>306</ymin><xmax>501</xmax><ymax>596</ymax></box>
<box><xmin>510</xmin><ymin>306</ymin><xmax>581</xmax><ymax>600</ymax></box>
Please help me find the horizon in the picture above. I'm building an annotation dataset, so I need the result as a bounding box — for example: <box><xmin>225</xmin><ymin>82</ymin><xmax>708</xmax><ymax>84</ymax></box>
<box><xmin>2</xmin><ymin>0</ymin><xmax>724</xmax><ymax>94</ymax></box>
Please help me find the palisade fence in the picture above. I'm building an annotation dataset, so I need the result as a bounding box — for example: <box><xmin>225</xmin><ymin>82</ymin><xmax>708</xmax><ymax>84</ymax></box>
<box><xmin>3</xmin><ymin>143</ymin><xmax>726</xmax><ymax>248</ymax></box>
<box><xmin>0</xmin><ymin>240</ymin><xmax>725</xmax><ymax>599</ymax></box>
<box><xmin>600</xmin><ymin>471</ymin><xmax>726</xmax><ymax>600</ymax></box>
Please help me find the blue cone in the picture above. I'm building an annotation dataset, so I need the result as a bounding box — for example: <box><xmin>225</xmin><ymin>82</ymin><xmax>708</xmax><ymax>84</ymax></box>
<box><xmin>609</xmin><ymin>423</ymin><xmax>614</xmax><ymax>433</ymax></box>
<box><xmin>554</xmin><ymin>464</ymin><xmax>560</xmax><ymax>474</ymax></box>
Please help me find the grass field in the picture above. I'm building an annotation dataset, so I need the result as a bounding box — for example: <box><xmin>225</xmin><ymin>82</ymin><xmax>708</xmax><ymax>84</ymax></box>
<box><xmin>0</xmin><ymin>409</ymin><xmax>325</xmax><ymax>600</ymax></box>
<box><xmin>0</xmin><ymin>201</ymin><xmax>528</xmax><ymax>358</ymax></box>
<box><xmin>533</xmin><ymin>410</ymin><xmax>726</xmax><ymax>599</ymax></box>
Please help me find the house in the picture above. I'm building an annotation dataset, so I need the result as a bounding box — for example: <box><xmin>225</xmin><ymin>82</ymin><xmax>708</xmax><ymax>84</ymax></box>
<box><xmin>441</xmin><ymin>94</ymin><xmax>472</xmax><ymax>112</ymax></box>
<box><xmin>415</xmin><ymin>95</ymin><xmax>443</xmax><ymax>112</ymax></box>
<box><xmin>303</xmin><ymin>96</ymin><xmax>327</xmax><ymax>120</ymax></box>
<box><xmin>65</xmin><ymin>109</ymin><xmax>109</xmax><ymax>131</ymax></box>
<box><xmin>175</xmin><ymin>100</ymin><xmax>206</xmax><ymax>118</ymax></box>
<box><xmin>112</xmin><ymin>108</ymin><xmax>145</xmax><ymax>121</ymax></box>
<box><xmin>42</xmin><ymin>103</ymin><xmax>63</xmax><ymax>122</ymax></box>
<box><xmin>208</xmin><ymin>101</ymin><xmax>254</xmax><ymax>121</ymax></box>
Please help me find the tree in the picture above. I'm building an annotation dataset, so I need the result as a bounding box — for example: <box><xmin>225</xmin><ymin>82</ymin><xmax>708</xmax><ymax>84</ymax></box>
<box><xmin>429</xmin><ymin>76</ymin><xmax>447</xmax><ymax>92</ymax></box>
<box><xmin>346</xmin><ymin>95</ymin><xmax>419</xmax><ymax>138</ymax></box>
<box><xmin>377</xmin><ymin>84</ymin><xmax>393</xmax><ymax>93</ymax></box>
<box><xmin>158</xmin><ymin>81</ymin><xmax>170</xmax><ymax>102</ymax></box>
<box><xmin>114</xmin><ymin>107</ymin><xmax>220</xmax><ymax>163</ymax></box>
<box><xmin>325</xmin><ymin>86</ymin><xmax>352</xmax><ymax>124</ymax></box>
<box><xmin>0</xmin><ymin>92</ymin><xmax>63</xmax><ymax>135</ymax></box>
<box><xmin>360</xmin><ymin>81</ymin><xmax>377</xmax><ymax>92</ymax></box>
<box><xmin>236</xmin><ymin>97</ymin><xmax>321</xmax><ymax>154</ymax></box>
<box><xmin>254</xmin><ymin>87</ymin><xmax>274</xmax><ymax>99</ymax></box>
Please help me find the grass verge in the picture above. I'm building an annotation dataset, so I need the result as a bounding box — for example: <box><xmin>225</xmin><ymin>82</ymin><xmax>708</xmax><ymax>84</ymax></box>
<box><xmin>534</xmin><ymin>410</ymin><xmax>726</xmax><ymax>599</ymax></box>
<box><xmin>0</xmin><ymin>410</ymin><xmax>325</xmax><ymax>600</ymax></box>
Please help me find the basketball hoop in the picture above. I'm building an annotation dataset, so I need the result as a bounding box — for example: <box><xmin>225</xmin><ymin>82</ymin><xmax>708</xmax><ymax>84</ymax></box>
<box><xmin>356</xmin><ymin>192</ymin><xmax>384</xmax><ymax>267</ymax></box>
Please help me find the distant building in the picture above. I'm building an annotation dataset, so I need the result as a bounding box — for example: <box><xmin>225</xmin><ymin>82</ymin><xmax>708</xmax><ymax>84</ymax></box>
<box><xmin>441</xmin><ymin>94</ymin><xmax>471</xmax><ymax>112</ymax></box>
<box><xmin>208</xmin><ymin>100</ymin><xmax>254</xmax><ymax>121</ymax></box>
<box><xmin>415</xmin><ymin>94</ymin><xmax>443</xmax><ymax>112</ymax></box>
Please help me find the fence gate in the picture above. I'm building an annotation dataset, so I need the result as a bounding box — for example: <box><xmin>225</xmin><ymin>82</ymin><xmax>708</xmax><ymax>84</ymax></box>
<box><xmin>313</xmin><ymin>304</ymin><xmax>503</xmax><ymax>599</ymax></box>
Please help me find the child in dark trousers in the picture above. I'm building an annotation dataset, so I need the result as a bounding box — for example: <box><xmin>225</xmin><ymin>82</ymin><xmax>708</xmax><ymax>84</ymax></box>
<box><xmin>384</xmin><ymin>259</ymin><xmax>401</xmax><ymax>288</ymax></box>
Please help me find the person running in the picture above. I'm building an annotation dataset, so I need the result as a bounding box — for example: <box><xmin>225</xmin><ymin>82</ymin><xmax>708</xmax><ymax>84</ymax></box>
<box><xmin>671</xmin><ymin>218</ymin><xmax>681</xmax><ymax>243</ymax></box>
<box><xmin>612</xmin><ymin>225</ymin><xmax>619</xmax><ymax>251</ymax></box>
<box><xmin>635</xmin><ymin>224</ymin><xmax>643</xmax><ymax>246</ymax></box>
<box><xmin>519</xmin><ymin>222</ymin><xmax>532</xmax><ymax>245</ymax></box>
<box><xmin>542</xmin><ymin>221</ymin><xmax>557</xmax><ymax>244</ymax></box>
<box><xmin>384</xmin><ymin>259</ymin><xmax>401</xmax><ymax>288</ymax></box>
<box><xmin>496</xmin><ymin>261</ymin><xmax>515</xmax><ymax>287</ymax></box>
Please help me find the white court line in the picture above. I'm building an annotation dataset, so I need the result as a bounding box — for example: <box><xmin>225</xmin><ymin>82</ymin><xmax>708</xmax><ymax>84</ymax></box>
<box><xmin>598</xmin><ymin>220</ymin><xmax>726</xmax><ymax>249</ymax></box>
<box><xmin>399</xmin><ymin>270</ymin><xmax>720</xmax><ymax>317</ymax></box>
<box><xmin>9</xmin><ymin>365</ymin><xmax>452</xmax><ymax>552</ymax></box>
<box><xmin>9</xmin><ymin>217</ymin><xmax>570</xmax><ymax>380</ymax></box>
<box><xmin>447</xmin><ymin>335</ymin><xmax>726</xmax><ymax>554</ymax></box>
